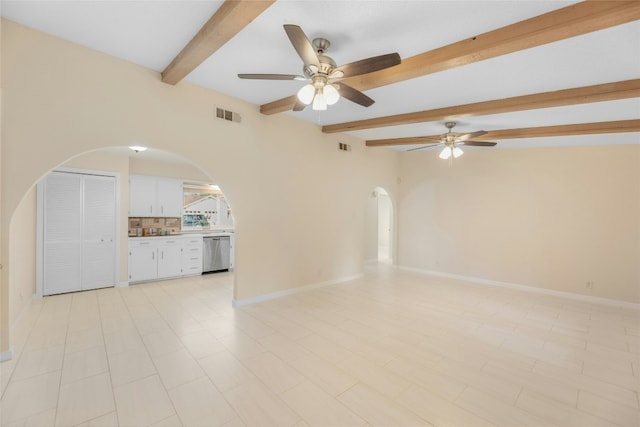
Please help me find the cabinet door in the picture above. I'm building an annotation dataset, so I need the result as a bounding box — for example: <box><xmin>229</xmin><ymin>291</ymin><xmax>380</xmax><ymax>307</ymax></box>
<box><xmin>83</xmin><ymin>175</ymin><xmax>117</xmax><ymax>290</ymax></box>
<box><xmin>157</xmin><ymin>178</ymin><xmax>183</xmax><ymax>217</ymax></box>
<box><xmin>43</xmin><ymin>172</ymin><xmax>83</xmax><ymax>295</ymax></box>
<box><xmin>157</xmin><ymin>241</ymin><xmax>183</xmax><ymax>278</ymax></box>
<box><xmin>129</xmin><ymin>243</ymin><xmax>158</xmax><ymax>282</ymax></box>
<box><xmin>129</xmin><ymin>175</ymin><xmax>157</xmax><ymax>217</ymax></box>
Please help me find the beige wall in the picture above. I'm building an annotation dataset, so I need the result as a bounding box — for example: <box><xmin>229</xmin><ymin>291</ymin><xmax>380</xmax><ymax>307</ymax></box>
<box><xmin>397</xmin><ymin>145</ymin><xmax>640</xmax><ymax>303</ymax></box>
<box><xmin>129</xmin><ymin>156</ymin><xmax>211</xmax><ymax>182</ymax></box>
<box><xmin>8</xmin><ymin>188</ymin><xmax>36</xmax><ymax>325</ymax></box>
<box><xmin>0</xmin><ymin>20</ymin><xmax>399</xmax><ymax>353</ymax></box>
<box><xmin>0</xmin><ymin>16</ymin><xmax>5</xmax><ymax>355</ymax></box>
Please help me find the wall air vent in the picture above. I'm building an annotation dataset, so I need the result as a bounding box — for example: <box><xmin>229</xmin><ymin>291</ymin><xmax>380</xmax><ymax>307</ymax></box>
<box><xmin>216</xmin><ymin>107</ymin><xmax>241</xmax><ymax>123</ymax></box>
<box><xmin>338</xmin><ymin>142</ymin><xmax>351</xmax><ymax>152</ymax></box>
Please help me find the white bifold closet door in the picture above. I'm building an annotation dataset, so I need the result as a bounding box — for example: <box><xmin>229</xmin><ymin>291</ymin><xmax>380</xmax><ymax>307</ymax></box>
<box><xmin>43</xmin><ymin>171</ymin><xmax>116</xmax><ymax>295</ymax></box>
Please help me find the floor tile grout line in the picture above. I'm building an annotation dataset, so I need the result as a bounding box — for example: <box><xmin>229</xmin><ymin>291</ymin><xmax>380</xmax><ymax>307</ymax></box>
<box><xmin>51</xmin><ymin>294</ymin><xmax>75</xmax><ymax>427</ymax></box>
<box><xmin>120</xmin><ymin>285</ymin><xmax>184</xmax><ymax>427</ymax></box>
<box><xmin>97</xmin><ymin>288</ymin><xmax>121</xmax><ymax>427</ymax></box>
<box><xmin>0</xmin><ymin>296</ymin><xmax>48</xmax><ymax>401</ymax></box>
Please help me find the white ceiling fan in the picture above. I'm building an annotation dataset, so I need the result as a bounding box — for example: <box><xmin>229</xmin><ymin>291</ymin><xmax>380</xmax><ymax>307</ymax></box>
<box><xmin>408</xmin><ymin>122</ymin><xmax>497</xmax><ymax>163</ymax></box>
<box><xmin>238</xmin><ymin>24</ymin><xmax>401</xmax><ymax>111</ymax></box>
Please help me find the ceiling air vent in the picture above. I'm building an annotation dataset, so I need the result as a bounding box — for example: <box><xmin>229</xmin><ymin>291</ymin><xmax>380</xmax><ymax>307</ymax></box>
<box><xmin>338</xmin><ymin>142</ymin><xmax>351</xmax><ymax>152</ymax></box>
<box><xmin>216</xmin><ymin>107</ymin><xmax>241</xmax><ymax>123</ymax></box>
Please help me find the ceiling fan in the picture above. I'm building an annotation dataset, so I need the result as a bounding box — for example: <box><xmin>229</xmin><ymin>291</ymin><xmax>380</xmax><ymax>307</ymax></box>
<box><xmin>408</xmin><ymin>122</ymin><xmax>497</xmax><ymax>162</ymax></box>
<box><xmin>238</xmin><ymin>24</ymin><xmax>401</xmax><ymax>111</ymax></box>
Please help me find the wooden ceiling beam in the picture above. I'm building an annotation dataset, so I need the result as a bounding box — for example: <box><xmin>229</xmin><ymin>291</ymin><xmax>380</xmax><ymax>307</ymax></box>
<box><xmin>162</xmin><ymin>0</ymin><xmax>275</xmax><ymax>85</ymax></box>
<box><xmin>365</xmin><ymin>119</ymin><xmax>640</xmax><ymax>147</ymax></box>
<box><xmin>324</xmin><ymin>79</ymin><xmax>640</xmax><ymax>134</ymax></box>
<box><xmin>261</xmin><ymin>0</ymin><xmax>640</xmax><ymax>115</ymax></box>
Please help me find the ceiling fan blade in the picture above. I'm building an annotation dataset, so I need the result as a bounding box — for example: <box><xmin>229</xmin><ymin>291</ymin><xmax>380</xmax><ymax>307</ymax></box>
<box><xmin>283</xmin><ymin>24</ymin><xmax>319</xmax><ymax>68</ymax></box>
<box><xmin>456</xmin><ymin>130</ymin><xmax>488</xmax><ymax>142</ymax></box>
<box><xmin>334</xmin><ymin>53</ymin><xmax>401</xmax><ymax>78</ymax></box>
<box><xmin>336</xmin><ymin>83</ymin><xmax>375</xmax><ymax>107</ymax></box>
<box><xmin>238</xmin><ymin>73</ymin><xmax>306</xmax><ymax>81</ymax></box>
<box><xmin>462</xmin><ymin>140</ymin><xmax>497</xmax><ymax>146</ymax></box>
<box><xmin>407</xmin><ymin>143</ymin><xmax>443</xmax><ymax>152</ymax></box>
<box><xmin>292</xmin><ymin>99</ymin><xmax>307</xmax><ymax>111</ymax></box>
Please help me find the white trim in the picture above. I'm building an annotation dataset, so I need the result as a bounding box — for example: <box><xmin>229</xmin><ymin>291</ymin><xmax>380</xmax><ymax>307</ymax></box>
<box><xmin>399</xmin><ymin>266</ymin><xmax>640</xmax><ymax>310</ymax></box>
<box><xmin>0</xmin><ymin>348</ymin><xmax>14</xmax><ymax>362</ymax></box>
<box><xmin>116</xmin><ymin>281</ymin><xmax>129</xmax><ymax>288</ymax></box>
<box><xmin>232</xmin><ymin>273</ymin><xmax>364</xmax><ymax>307</ymax></box>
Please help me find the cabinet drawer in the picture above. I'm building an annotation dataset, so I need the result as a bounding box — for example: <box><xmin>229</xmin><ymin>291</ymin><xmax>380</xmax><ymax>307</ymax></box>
<box><xmin>129</xmin><ymin>240</ymin><xmax>156</xmax><ymax>249</ymax></box>
<box><xmin>159</xmin><ymin>239</ymin><xmax>181</xmax><ymax>246</ymax></box>
<box><xmin>183</xmin><ymin>255</ymin><xmax>202</xmax><ymax>264</ymax></box>
<box><xmin>185</xmin><ymin>237</ymin><xmax>203</xmax><ymax>245</ymax></box>
<box><xmin>183</xmin><ymin>263</ymin><xmax>203</xmax><ymax>275</ymax></box>
<box><xmin>184</xmin><ymin>245</ymin><xmax>202</xmax><ymax>254</ymax></box>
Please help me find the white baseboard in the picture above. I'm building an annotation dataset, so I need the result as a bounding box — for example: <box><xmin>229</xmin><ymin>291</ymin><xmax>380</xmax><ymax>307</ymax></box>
<box><xmin>0</xmin><ymin>348</ymin><xmax>14</xmax><ymax>362</ymax></box>
<box><xmin>116</xmin><ymin>281</ymin><xmax>129</xmax><ymax>288</ymax></box>
<box><xmin>399</xmin><ymin>266</ymin><xmax>640</xmax><ymax>310</ymax></box>
<box><xmin>232</xmin><ymin>273</ymin><xmax>364</xmax><ymax>307</ymax></box>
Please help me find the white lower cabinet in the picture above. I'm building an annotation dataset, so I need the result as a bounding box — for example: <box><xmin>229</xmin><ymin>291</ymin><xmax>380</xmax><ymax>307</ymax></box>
<box><xmin>157</xmin><ymin>240</ymin><xmax>183</xmax><ymax>279</ymax></box>
<box><xmin>128</xmin><ymin>241</ymin><xmax>157</xmax><ymax>282</ymax></box>
<box><xmin>128</xmin><ymin>235</ymin><xmax>203</xmax><ymax>283</ymax></box>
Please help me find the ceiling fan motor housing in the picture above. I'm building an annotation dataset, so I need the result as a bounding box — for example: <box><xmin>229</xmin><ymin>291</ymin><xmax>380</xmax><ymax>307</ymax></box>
<box><xmin>303</xmin><ymin>55</ymin><xmax>336</xmax><ymax>78</ymax></box>
<box><xmin>312</xmin><ymin>37</ymin><xmax>331</xmax><ymax>54</ymax></box>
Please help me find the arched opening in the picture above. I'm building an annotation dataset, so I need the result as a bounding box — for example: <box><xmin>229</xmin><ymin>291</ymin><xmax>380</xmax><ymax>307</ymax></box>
<box><xmin>364</xmin><ymin>187</ymin><xmax>395</xmax><ymax>265</ymax></box>
<box><xmin>7</xmin><ymin>145</ymin><xmax>239</xmax><ymax>333</ymax></box>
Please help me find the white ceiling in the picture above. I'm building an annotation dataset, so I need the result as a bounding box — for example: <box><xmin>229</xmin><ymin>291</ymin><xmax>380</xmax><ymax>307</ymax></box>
<box><xmin>2</xmin><ymin>0</ymin><xmax>639</xmax><ymax>151</ymax></box>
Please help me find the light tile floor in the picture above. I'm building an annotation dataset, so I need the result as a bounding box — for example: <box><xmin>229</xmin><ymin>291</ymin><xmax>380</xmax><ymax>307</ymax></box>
<box><xmin>1</xmin><ymin>266</ymin><xmax>639</xmax><ymax>426</ymax></box>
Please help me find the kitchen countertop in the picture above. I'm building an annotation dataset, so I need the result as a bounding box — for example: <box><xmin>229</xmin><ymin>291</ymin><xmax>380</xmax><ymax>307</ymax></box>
<box><xmin>128</xmin><ymin>231</ymin><xmax>234</xmax><ymax>239</ymax></box>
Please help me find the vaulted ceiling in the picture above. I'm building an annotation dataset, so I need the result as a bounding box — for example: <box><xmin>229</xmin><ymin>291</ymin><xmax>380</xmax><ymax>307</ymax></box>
<box><xmin>2</xmin><ymin>0</ymin><xmax>639</xmax><ymax>151</ymax></box>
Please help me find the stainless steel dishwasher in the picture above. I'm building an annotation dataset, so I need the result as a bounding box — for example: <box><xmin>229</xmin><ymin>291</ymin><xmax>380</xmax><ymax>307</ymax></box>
<box><xmin>202</xmin><ymin>235</ymin><xmax>230</xmax><ymax>273</ymax></box>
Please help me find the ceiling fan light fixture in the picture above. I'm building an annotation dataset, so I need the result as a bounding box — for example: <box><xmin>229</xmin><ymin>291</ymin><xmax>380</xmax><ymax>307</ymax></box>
<box><xmin>312</xmin><ymin>87</ymin><xmax>327</xmax><ymax>110</ymax></box>
<box><xmin>452</xmin><ymin>146</ymin><xmax>464</xmax><ymax>158</ymax></box>
<box><xmin>297</xmin><ymin>84</ymin><xmax>315</xmax><ymax>105</ymax></box>
<box><xmin>439</xmin><ymin>146</ymin><xmax>451</xmax><ymax>160</ymax></box>
<box><xmin>324</xmin><ymin>84</ymin><xmax>340</xmax><ymax>105</ymax></box>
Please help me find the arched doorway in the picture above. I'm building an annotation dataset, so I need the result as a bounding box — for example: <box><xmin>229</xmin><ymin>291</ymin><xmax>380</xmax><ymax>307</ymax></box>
<box><xmin>7</xmin><ymin>145</ymin><xmax>239</xmax><ymax>337</ymax></box>
<box><xmin>365</xmin><ymin>187</ymin><xmax>395</xmax><ymax>265</ymax></box>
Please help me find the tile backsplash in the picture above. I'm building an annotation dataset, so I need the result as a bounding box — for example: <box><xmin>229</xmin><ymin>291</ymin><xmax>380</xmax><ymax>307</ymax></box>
<box><xmin>128</xmin><ymin>217</ymin><xmax>181</xmax><ymax>236</ymax></box>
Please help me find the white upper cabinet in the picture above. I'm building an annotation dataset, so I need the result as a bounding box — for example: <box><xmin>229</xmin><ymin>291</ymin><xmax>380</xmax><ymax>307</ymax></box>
<box><xmin>129</xmin><ymin>175</ymin><xmax>157</xmax><ymax>216</ymax></box>
<box><xmin>157</xmin><ymin>178</ymin><xmax>183</xmax><ymax>217</ymax></box>
<box><xmin>129</xmin><ymin>175</ymin><xmax>183</xmax><ymax>217</ymax></box>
